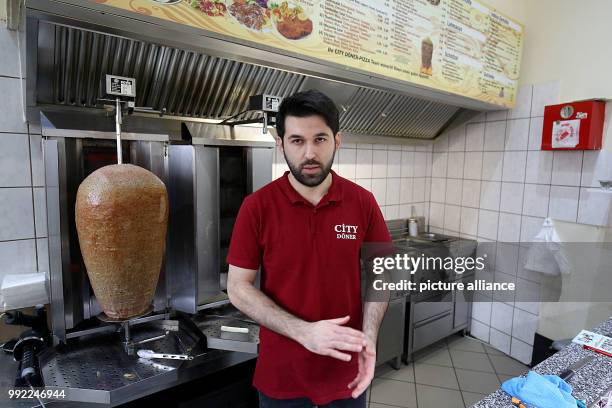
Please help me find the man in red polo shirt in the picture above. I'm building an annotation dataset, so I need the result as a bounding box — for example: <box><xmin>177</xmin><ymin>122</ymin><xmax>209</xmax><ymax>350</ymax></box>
<box><xmin>227</xmin><ymin>90</ymin><xmax>391</xmax><ymax>407</ymax></box>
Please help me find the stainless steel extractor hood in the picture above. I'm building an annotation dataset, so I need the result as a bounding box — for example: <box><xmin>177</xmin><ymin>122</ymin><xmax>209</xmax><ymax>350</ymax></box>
<box><xmin>25</xmin><ymin>0</ymin><xmax>486</xmax><ymax>140</ymax></box>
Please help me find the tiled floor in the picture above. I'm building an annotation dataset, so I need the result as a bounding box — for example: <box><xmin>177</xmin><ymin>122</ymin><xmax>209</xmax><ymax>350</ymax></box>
<box><xmin>367</xmin><ymin>334</ymin><xmax>530</xmax><ymax>408</ymax></box>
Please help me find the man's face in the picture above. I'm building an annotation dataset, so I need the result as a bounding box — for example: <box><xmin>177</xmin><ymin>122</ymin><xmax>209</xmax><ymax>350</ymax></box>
<box><xmin>281</xmin><ymin>115</ymin><xmax>340</xmax><ymax>187</ymax></box>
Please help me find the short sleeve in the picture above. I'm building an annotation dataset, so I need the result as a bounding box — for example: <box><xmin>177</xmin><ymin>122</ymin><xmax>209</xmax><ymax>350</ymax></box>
<box><xmin>226</xmin><ymin>196</ymin><xmax>262</xmax><ymax>270</ymax></box>
<box><xmin>364</xmin><ymin>192</ymin><xmax>392</xmax><ymax>243</ymax></box>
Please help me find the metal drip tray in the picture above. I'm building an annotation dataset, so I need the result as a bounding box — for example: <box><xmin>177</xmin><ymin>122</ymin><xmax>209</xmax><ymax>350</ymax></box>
<box><xmin>192</xmin><ymin>305</ymin><xmax>259</xmax><ymax>354</ymax></box>
<box><xmin>39</xmin><ymin>322</ymin><xmax>205</xmax><ymax>406</ymax></box>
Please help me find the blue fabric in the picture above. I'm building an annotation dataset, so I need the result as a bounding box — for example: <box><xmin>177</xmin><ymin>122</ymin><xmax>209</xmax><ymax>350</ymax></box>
<box><xmin>501</xmin><ymin>371</ymin><xmax>578</xmax><ymax>408</ymax></box>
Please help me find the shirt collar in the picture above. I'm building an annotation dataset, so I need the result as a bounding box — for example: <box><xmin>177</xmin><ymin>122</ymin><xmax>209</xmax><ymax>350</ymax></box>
<box><xmin>280</xmin><ymin>170</ymin><xmax>344</xmax><ymax>206</ymax></box>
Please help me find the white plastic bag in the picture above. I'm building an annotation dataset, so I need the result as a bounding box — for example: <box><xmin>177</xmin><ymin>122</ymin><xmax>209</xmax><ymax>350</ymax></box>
<box><xmin>524</xmin><ymin>218</ymin><xmax>571</xmax><ymax>275</ymax></box>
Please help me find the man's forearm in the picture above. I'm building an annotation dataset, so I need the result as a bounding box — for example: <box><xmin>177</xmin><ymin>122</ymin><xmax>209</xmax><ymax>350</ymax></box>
<box><xmin>229</xmin><ymin>281</ymin><xmax>308</xmax><ymax>344</ymax></box>
<box><xmin>362</xmin><ymin>301</ymin><xmax>388</xmax><ymax>344</ymax></box>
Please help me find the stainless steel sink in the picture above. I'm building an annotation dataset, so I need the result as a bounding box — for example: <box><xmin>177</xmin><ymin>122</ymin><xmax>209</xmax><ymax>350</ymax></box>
<box><xmin>394</xmin><ymin>232</ymin><xmax>452</xmax><ymax>244</ymax></box>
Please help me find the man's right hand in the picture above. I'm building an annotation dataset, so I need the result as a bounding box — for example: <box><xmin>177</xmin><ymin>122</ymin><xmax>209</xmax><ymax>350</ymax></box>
<box><xmin>298</xmin><ymin>316</ymin><xmax>367</xmax><ymax>362</ymax></box>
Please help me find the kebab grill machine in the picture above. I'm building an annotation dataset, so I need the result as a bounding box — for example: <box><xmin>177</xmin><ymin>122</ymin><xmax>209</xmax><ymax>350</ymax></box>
<box><xmin>6</xmin><ymin>75</ymin><xmax>277</xmax><ymax>406</ymax></box>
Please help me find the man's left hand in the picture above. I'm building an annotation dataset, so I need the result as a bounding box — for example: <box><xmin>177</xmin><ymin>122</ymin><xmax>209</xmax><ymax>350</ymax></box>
<box><xmin>347</xmin><ymin>337</ymin><xmax>376</xmax><ymax>398</ymax></box>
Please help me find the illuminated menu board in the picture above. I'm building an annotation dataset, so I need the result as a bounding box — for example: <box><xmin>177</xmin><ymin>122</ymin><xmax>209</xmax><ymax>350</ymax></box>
<box><xmin>93</xmin><ymin>0</ymin><xmax>524</xmax><ymax>107</ymax></box>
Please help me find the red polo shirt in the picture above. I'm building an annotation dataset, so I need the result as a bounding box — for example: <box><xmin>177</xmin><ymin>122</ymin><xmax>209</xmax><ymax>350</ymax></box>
<box><xmin>226</xmin><ymin>170</ymin><xmax>391</xmax><ymax>405</ymax></box>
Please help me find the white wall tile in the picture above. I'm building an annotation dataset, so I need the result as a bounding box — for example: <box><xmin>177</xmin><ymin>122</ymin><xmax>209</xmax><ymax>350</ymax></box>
<box><xmin>480</xmin><ymin>181</ymin><xmax>501</xmax><ymax>211</ymax></box>
<box><xmin>0</xmin><ymin>188</ymin><xmax>35</xmax><ymax>241</ymax></box>
<box><xmin>371</xmin><ymin>178</ymin><xmax>387</xmax><ymax>205</ymax></box>
<box><xmin>460</xmin><ymin>207</ymin><xmax>479</xmax><ymax>236</ymax></box>
<box><xmin>401</xmin><ymin>151</ymin><xmax>414</xmax><ymax>178</ymax></box>
<box><xmin>424</xmin><ymin>177</ymin><xmax>431</xmax><ymax>202</ymax></box>
<box><xmin>499</xmin><ymin>182</ymin><xmax>524</xmax><ymax>214</ymax></box>
<box><xmin>509</xmin><ymin>84</ymin><xmax>533</xmax><ymax>119</ymax></box>
<box><xmin>434</xmin><ymin>132</ymin><xmax>449</xmax><ymax>152</ymax></box>
<box><xmin>446</xmin><ymin>179</ymin><xmax>462</xmax><ymax>205</ymax></box>
<box><xmin>432</xmin><ymin>152</ymin><xmax>448</xmax><ymax>178</ymax></box>
<box><xmin>466</xmin><ymin>123</ymin><xmax>485</xmax><ymax>151</ymax></box>
<box><xmin>387</xmin><ymin>150</ymin><xmax>402</xmax><ymax>178</ymax></box>
<box><xmin>552</xmin><ymin>151</ymin><xmax>583</xmax><ymax>186</ymax></box>
<box><xmin>462</xmin><ymin>180</ymin><xmax>481</xmax><ymax>208</ymax></box>
<box><xmin>478</xmin><ymin>209</ymin><xmax>499</xmax><ymax>240</ymax></box>
<box><xmin>386</xmin><ymin>205</ymin><xmax>400</xmax><ymax>219</ymax></box>
<box><xmin>448</xmin><ymin>127</ymin><xmax>466</xmax><ymax>152</ymax></box>
<box><xmin>504</xmin><ymin>119</ymin><xmax>529</xmax><ymax>151</ymax></box>
<box><xmin>0</xmin><ymin>133</ymin><xmax>30</xmax><ymax>187</ymax></box>
<box><xmin>399</xmin><ymin>204</ymin><xmax>411</xmax><ymax>219</ymax></box>
<box><xmin>502</xmin><ymin>151</ymin><xmax>527</xmax><ymax>183</ymax></box>
<box><xmin>386</xmin><ymin>178</ymin><xmax>401</xmax><ymax>205</ymax></box>
<box><xmin>470</xmin><ymin>319</ymin><xmax>490</xmax><ymax>342</ymax></box>
<box><xmin>525</xmin><ymin>151</ymin><xmax>553</xmax><ymax>184</ymax></box>
<box><xmin>482</xmin><ymin>152</ymin><xmax>504</xmax><ymax>181</ymax></box>
<box><xmin>577</xmin><ymin>188</ymin><xmax>611</xmax><ymax>226</ymax></box>
<box><xmin>356</xmin><ymin>178</ymin><xmax>372</xmax><ymax>192</ymax></box>
<box><xmin>531</xmin><ymin>81</ymin><xmax>560</xmax><ymax>117</ymax></box>
<box><xmin>400</xmin><ymin>178</ymin><xmax>413</xmax><ymax>204</ymax></box>
<box><xmin>0</xmin><ymin>25</ymin><xmax>21</xmax><ymax>78</ymax></box>
<box><xmin>413</xmin><ymin>152</ymin><xmax>427</xmax><ymax>177</ymax></box>
<box><xmin>426</xmin><ymin>153</ymin><xmax>433</xmax><ymax>177</ymax></box>
<box><xmin>522</xmin><ymin>184</ymin><xmax>550</xmax><ymax>217</ymax></box>
<box><xmin>498</xmin><ymin>213</ymin><xmax>521</xmax><ymax>242</ymax></box>
<box><xmin>30</xmin><ymin>135</ymin><xmax>45</xmax><ymax>187</ymax></box>
<box><xmin>510</xmin><ymin>337</ymin><xmax>533</xmax><ymax>365</ymax></box>
<box><xmin>514</xmin><ymin>278</ymin><xmax>541</xmax><ymax>307</ymax></box>
<box><xmin>491</xmin><ymin>302</ymin><xmax>514</xmax><ymax>334</ymax></box>
<box><xmin>487</xmin><ymin>110</ymin><xmax>508</xmax><ymax>122</ymax></box>
<box><xmin>33</xmin><ymin>187</ymin><xmax>47</xmax><ymax>238</ymax></box>
<box><xmin>416</xmin><ymin>143</ymin><xmax>433</xmax><ymax>152</ymax></box>
<box><xmin>36</xmin><ymin>238</ymin><xmax>49</xmax><ymax>273</ymax></box>
<box><xmin>372</xmin><ymin>143</ymin><xmax>387</xmax><ymax>150</ymax></box>
<box><xmin>520</xmin><ymin>216</ymin><xmax>545</xmax><ymax>243</ymax></box>
<box><xmin>472</xmin><ymin>300</ymin><xmax>492</xmax><ymax>324</ymax></box>
<box><xmin>528</xmin><ymin>117</ymin><xmax>544</xmax><ymax>150</ymax></box>
<box><xmin>338</xmin><ymin>148</ymin><xmax>356</xmax><ymax>179</ymax></box>
<box><xmin>0</xmin><ymin>77</ymin><xmax>27</xmax><ymax>133</ymax></box>
<box><xmin>581</xmin><ymin>150</ymin><xmax>612</xmax><ymax>187</ymax></box>
<box><xmin>388</xmin><ymin>144</ymin><xmax>402</xmax><ymax>151</ymax></box>
<box><xmin>444</xmin><ymin>204</ymin><xmax>461</xmax><ymax>232</ymax></box>
<box><xmin>0</xmin><ymin>239</ymin><xmax>37</xmax><ymax>279</ymax></box>
<box><xmin>447</xmin><ymin>152</ymin><xmax>465</xmax><ymax>179</ymax></box>
<box><xmin>490</xmin><ymin>328</ymin><xmax>511</xmax><ymax>355</ymax></box>
<box><xmin>431</xmin><ymin>178</ymin><xmax>447</xmax><ymax>203</ymax></box>
<box><xmin>429</xmin><ymin>202</ymin><xmax>445</xmax><ymax>228</ymax></box>
<box><xmin>372</xmin><ymin>150</ymin><xmax>387</xmax><ymax>178</ymax></box>
<box><xmin>495</xmin><ymin>243</ymin><xmax>519</xmax><ymax>274</ymax></box>
<box><xmin>549</xmin><ymin>186</ymin><xmax>579</xmax><ymax>222</ymax></box>
<box><xmin>402</xmin><ymin>144</ymin><xmax>415</xmax><ymax>151</ymax></box>
<box><xmin>413</xmin><ymin>178</ymin><xmax>426</xmax><ymax>202</ymax></box>
<box><xmin>484</xmin><ymin>121</ymin><xmax>506</xmax><ymax>151</ymax></box>
<box><xmin>493</xmin><ymin>271</ymin><xmax>517</xmax><ymax>303</ymax></box>
<box><xmin>355</xmin><ymin>148</ymin><xmax>373</xmax><ymax>179</ymax></box>
<box><xmin>463</xmin><ymin>152</ymin><xmax>483</xmax><ymax>180</ymax></box>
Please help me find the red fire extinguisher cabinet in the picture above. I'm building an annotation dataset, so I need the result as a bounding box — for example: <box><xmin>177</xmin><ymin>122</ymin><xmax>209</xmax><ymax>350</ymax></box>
<box><xmin>541</xmin><ymin>100</ymin><xmax>605</xmax><ymax>150</ymax></box>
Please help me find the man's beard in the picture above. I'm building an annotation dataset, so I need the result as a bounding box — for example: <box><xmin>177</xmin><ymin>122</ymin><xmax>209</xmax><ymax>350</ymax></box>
<box><xmin>284</xmin><ymin>149</ymin><xmax>336</xmax><ymax>187</ymax></box>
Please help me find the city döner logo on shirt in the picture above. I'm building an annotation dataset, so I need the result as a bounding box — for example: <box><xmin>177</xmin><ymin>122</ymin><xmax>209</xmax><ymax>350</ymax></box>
<box><xmin>334</xmin><ymin>224</ymin><xmax>358</xmax><ymax>240</ymax></box>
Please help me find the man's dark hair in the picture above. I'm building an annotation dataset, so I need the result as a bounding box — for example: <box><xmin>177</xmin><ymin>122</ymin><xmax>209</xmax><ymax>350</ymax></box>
<box><xmin>276</xmin><ymin>90</ymin><xmax>340</xmax><ymax>139</ymax></box>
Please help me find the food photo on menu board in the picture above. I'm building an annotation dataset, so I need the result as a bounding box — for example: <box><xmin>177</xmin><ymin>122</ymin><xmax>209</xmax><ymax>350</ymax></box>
<box><xmin>94</xmin><ymin>0</ymin><xmax>524</xmax><ymax>108</ymax></box>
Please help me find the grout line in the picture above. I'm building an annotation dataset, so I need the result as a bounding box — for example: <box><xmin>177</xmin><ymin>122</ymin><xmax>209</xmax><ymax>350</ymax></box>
<box><xmin>27</xmin><ymin>126</ymin><xmax>39</xmax><ymax>272</ymax></box>
<box><xmin>0</xmin><ymin>237</ymin><xmax>39</xmax><ymax>244</ymax></box>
